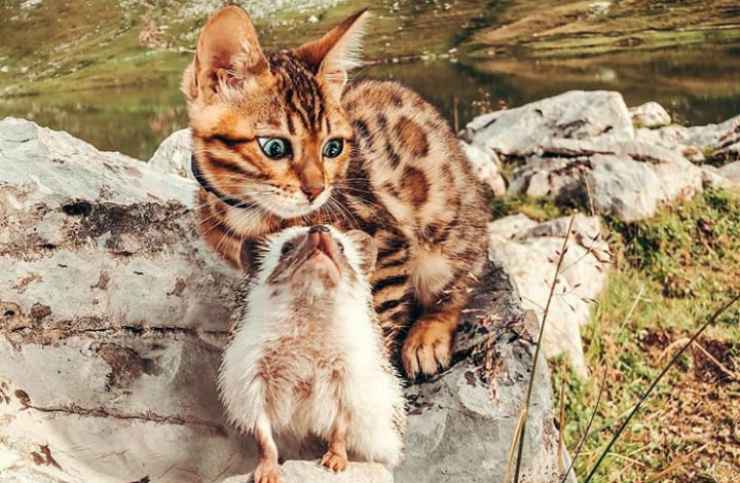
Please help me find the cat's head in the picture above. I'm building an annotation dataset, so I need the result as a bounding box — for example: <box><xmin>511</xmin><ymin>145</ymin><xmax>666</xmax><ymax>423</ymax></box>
<box><xmin>183</xmin><ymin>6</ymin><xmax>368</xmax><ymax>218</ymax></box>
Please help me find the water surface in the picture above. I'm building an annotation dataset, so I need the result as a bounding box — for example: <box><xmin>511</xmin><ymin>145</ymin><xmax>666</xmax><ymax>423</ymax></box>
<box><xmin>2</xmin><ymin>40</ymin><xmax>738</xmax><ymax>160</ymax></box>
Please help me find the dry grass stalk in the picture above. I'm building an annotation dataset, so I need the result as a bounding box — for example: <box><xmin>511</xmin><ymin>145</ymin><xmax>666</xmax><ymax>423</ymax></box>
<box><xmin>646</xmin><ymin>443</ymin><xmax>709</xmax><ymax>482</ymax></box>
<box><xmin>504</xmin><ymin>408</ymin><xmax>528</xmax><ymax>483</ymax></box>
<box><xmin>512</xmin><ymin>215</ymin><xmax>577</xmax><ymax>483</ymax></box>
<box><xmin>659</xmin><ymin>337</ymin><xmax>737</xmax><ymax>380</ymax></box>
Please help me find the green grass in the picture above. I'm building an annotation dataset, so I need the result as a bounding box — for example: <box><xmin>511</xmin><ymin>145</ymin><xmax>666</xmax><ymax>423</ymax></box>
<box><xmin>490</xmin><ymin>194</ymin><xmax>572</xmax><ymax>221</ymax></box>
<box><xmin>550</xmin><ymin>189</ymin><xmax>739</xmax><ymax>482</ymax></box>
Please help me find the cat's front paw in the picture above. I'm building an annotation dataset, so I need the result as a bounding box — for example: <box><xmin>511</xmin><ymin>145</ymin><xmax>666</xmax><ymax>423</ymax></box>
<box><xmin>254</xmin><ymin>461</ymin><xmax>281</xmax><ymax>483</ymax></box>
<box><xmin>401</xmin><ymin>317</ymin><xmax>454</xmax><ymax>379</ymax></box>
<box><xmin>321</xmin><ymin>449</ymin><xmax>348</xmax><ymax>472</ymax></box>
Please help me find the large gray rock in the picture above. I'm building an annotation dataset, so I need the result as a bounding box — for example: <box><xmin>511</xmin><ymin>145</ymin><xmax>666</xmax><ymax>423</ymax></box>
<box><xmin>0</xmin><ymin>117</ymin><xmax>248</xmax><ymax>483</ymax></box>
<box><xmin>464</xmin><ymin>91</ymin><xmax>710</xmax><ymax>221</ymax></box>
<box><xmin>463</xmin><ymin>90</ymin><xmax>635</xmax><ymax>157</ymax></box>
<box><xmin>0</xmin><ymin>118</ymin><xmax>572</xmax><ymax>483</ymax></box>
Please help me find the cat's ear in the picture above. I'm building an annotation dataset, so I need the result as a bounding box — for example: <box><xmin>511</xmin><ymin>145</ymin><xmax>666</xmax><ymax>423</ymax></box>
<box><xmin>182</xmin><ymin>6</ymin><xmax>270</xmax><ymax>102</ymax></box>
<box><xmin>345</xmin><ymin>230</ymin><xmax>377</xmax><ymax>276</ymax></box>
<box><xmin>294</xmin><ymin>9</ymin><xmax>369</xmax><ymax>99</ymax></box>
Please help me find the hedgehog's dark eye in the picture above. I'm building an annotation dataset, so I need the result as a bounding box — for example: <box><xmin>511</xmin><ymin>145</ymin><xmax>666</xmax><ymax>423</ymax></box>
<box><xmin>322</xmin><ymin>138</ymin><xmax>344</xmax><ymax>159</ymax></box>
<box><xmin>281</xmin><ymin>242</ymin><xmax>295</xmax><ymax>256</ymax></box>
<box><xmin>258</xmin><ymin>137</ymin><xmax>292</xmax><ymax>160</ymax></box>
<box><xmin>337</xmin><ymin>241</ymin><xmax>345</xmax><ymax>253</ymax></box>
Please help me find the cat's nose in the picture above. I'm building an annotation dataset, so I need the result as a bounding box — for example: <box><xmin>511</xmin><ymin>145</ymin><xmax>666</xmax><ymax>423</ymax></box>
<box><xmin>301</xmin><ymin>184</ymin><xmax>324</xmax><ymax>202</ymax></box>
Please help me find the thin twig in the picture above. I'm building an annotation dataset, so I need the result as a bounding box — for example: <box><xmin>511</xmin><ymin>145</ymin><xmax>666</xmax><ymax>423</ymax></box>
<box><xmin>582</xmin><ymin>293</ymin><xmax>740</xmax><ymax>483</ymax></box>
<box><xmin>513</xmin><ymin>215</ymin><xmax>576</xmax><ymax>482</ymax></box>
<box><xmin>557</xmin><ymin>372</ymin><xmax>566</xmax><ymax>474</ymax></box>
<box><xmin>623</xmin><ymin>284</ymin><xmax>645</xmax><ymax>326</ymax></box>
<box><xmin>693</xmin><ymin>341</ymin><xmax>739</xmax><ymax>381</ymax></box>
<box><xmin>646</xmin><ymin>443</ymin><xmax>708</xmax><ymax>482</ymax></box>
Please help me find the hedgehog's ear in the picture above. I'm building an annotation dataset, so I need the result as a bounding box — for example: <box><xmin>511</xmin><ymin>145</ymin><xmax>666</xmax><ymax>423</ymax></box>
<box><xmin>294</xmin><ymin>9</ymin><xmax>369</xmax><ymax>100</ymax></box>
<box><xmin>183</xmin><ymin>5</ymin><xmax>271</xmax><ymax>102</ymax></box>
<box><xmin>346</xmin><ymin>230</ymin><xmax>377</xmax><ymax>275</ymax></box>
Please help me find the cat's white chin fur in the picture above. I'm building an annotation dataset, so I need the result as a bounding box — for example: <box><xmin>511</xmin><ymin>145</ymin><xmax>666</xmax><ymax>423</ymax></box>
<box><xmin>251</xmin><ymin>188</ymin><xmax>333</xmax><ymax>219</ymax></box>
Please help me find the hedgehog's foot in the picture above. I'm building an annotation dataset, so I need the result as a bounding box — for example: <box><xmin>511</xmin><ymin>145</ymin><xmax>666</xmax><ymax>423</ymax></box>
<box><xmin>254</xmin><ymin>461</ymin><xmax>280</xmax><ymax>483</ymax></box>
<box><xmin>321</xmin><ymin>449</ymin><xmax>348</xmax><ymax>472</ymax></box>
<box><xmin>322</xmin><ymin>409</ymin><xmax>349</xmax><ymax>472</ymax></box>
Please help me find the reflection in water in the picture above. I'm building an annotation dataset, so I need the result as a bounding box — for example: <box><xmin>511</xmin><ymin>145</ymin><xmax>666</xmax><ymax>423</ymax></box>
<box><xmin>2</xmin><ymin>42</ymin><xmax>739</xmax><ymax>160</ymax></box>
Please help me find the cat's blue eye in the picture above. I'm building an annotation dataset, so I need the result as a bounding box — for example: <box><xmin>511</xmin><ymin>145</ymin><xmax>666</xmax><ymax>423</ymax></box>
<box><xmin>322</xmin><ymin>138</ymin><xmax>344</xmax><ymax>159</ymax></box>
<box><xmin>258</xmin><ymin>137</ymin><xmax>291</xmax><ymax>160</ymax></box>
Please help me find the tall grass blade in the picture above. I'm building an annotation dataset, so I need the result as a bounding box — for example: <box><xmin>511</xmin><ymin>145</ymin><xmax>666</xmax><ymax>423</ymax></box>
<box><xmin>558</xmin><ymin>363</ymin><xmax>607</xmax><ymax>483</ymax></box>
<box><xmin>513</xmin><ymin>215</ymin><xmax>576</xmax><ymax>483</ymax></box>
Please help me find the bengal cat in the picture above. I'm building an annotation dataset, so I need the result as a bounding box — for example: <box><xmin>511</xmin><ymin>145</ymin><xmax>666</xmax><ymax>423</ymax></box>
<box><xmin>183</xmin><ymin>6</ymin><xmax>489</xmax><ymax>379</ymax></box>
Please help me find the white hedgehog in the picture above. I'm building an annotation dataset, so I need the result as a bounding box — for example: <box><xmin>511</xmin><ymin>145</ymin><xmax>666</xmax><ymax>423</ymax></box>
<box><xmin>219</xmin><ymin>225</ymin><xmax>406</xmax><ymax>483</ymax></box>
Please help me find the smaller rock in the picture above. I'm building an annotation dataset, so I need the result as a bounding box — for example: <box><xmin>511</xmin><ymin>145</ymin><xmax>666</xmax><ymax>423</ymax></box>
<box><xmin>685</xmin><ymin>114</ymin><xmax>740</xmax><ymax>152</ymax></box>
<box><xmin>460</xmin><ymin>141</ymin><xmax>506</xmax><ymax>196</ymax></box>
<box><xmin>700</xmin><ymin>165</ymin><xmax>733</xmax><ymax>189</ymax></box>
<box><xmin>629</xmin><ymin>102</ymin><xmax>671</xmax><ymax>128</ymax></box>
<box><xmin>489</xmin><ymin>235</ymin><xmax>590</xmax><ymax>378</ymax></box>
<box><xmin>488</xmin><ymin>214</ymin><xmax>538</xmax><ymax>240</ymax></box>
<box><xmin>148</xmin><ymin>128</ymin><xmax>194</xmax><ymax>180</ymax></box>
<box><xmin>719</xmin><ymin>161</ymin><xmax>740</xmax><ymax>185</ymax></box>
<box><xmin>585</xmin><ymin>155</ymin><xmax>662</xmax><ymax>222</ymax></box>
<box><xmin>225</xmin><ymin>460</ymin><xmax>393</xmax><ymax>483</ymax></box>
<box><xmin>681</xmin><ymin>145</ymin><xmax>705</xmax><ymax>164</ymax></box>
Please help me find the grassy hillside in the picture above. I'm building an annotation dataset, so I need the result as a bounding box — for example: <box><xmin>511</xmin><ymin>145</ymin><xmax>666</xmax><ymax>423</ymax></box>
<box><xmin>468</xmin><ymin>0</ymin><xmax>740</xmax><ymax>58</ymax></box>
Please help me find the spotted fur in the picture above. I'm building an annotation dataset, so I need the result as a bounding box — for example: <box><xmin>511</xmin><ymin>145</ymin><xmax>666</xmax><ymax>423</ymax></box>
<box><xmin>184</xmin><ymin>6</ymin><xmax>489</xmax><ymax>378</ymax></box>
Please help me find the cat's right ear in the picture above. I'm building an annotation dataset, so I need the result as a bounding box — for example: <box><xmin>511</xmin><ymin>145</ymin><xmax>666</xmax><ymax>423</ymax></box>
<box><xmin>294</xmin><ymin>9</ymin><xmax>369</xmax><ymax>100</ymax></box>
<box><xmin>182</xmin><ymin>6</ymin><xmax>270</xmax><ymax>102</ymax></box>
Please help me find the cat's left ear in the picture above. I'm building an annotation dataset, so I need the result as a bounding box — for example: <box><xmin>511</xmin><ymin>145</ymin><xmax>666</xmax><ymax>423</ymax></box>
<box><xmin>294</xmin><ymin>9</ymin><xmax>369</xmax><ymax>99</ymax></box>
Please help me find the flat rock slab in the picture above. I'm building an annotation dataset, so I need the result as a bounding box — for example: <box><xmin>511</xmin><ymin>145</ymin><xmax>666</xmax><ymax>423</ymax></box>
<box><xmin>223</xmin><ymin>461</ymin><xmax>393</xmax><ymax>483</ymax></box>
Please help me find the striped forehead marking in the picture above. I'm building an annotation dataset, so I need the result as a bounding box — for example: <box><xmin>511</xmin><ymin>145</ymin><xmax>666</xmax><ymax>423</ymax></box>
<box><xmin>269</xmin><ymin>53</ymin><xmax>326</xmax><ymax>134</ymax></box>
